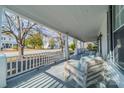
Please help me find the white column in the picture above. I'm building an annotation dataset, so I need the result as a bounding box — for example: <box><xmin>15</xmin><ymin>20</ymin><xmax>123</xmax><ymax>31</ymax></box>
<box><xmin>81</xmin><ymin>41</ymin><xmax>84</xmax><ymax>48</ymax></box>
<box><xmin>0</xmin><ymin>54</ymin><xmax>7</xmax><ymax>87</ymax></box>
<box><xmin>0</xmin><ymin>7</ymin><xmax>3</xmax><ymax>51</ymax></box>
<box><xmin>64</xmin><ymin>34</ymin><xmax>69</xmax><ymax>60</ymax></box>
<box><xmin>0</xmin><ymin>7</ymin><xmax>7</xmax><ymax>88</ymax></box>
<box><xmin>82</xmin><ymin>41</ymin><xmax>85</xmax><ymax>51</ymax></box>
<box><xmin>74</xmin><ymin>39</ymin><xmax>78</xmax><ymax>55</ymax></box>
<box><xmin>80</xmin><ymin>41</ymin><xmax>82</xmax><ymax>49</ymax></box>
<box><xmin>79</xmin><ymin>41</ymin><xmax>83</xmax><ymax>53</ymax></box>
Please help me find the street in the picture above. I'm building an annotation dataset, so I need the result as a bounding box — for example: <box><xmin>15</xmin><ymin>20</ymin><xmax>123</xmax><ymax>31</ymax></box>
<box><xmin>0</xmin><ymin>49</ymin><xmax>61</xmax><ymax>57</ymax></box>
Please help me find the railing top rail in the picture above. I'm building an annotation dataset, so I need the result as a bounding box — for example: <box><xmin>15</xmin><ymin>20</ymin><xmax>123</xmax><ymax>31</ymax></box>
<box><xmin>6</xmin><ymin>50</ymin><xmax>63</xmax><ymax>62</ymax></box>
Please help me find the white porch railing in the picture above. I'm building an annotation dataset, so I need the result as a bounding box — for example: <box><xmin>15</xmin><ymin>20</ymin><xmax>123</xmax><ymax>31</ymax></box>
<box><xmin>6</xmin><ymin>51</ymin><xmax>64</xmax><ymax>79</ymax></box>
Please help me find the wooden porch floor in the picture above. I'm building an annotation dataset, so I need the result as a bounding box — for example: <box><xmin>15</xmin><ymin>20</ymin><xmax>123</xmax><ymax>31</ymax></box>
<box><xmin>7</xmin><ymin>54</ymin><xmax>82</xmax><ymax>88</ymax></box>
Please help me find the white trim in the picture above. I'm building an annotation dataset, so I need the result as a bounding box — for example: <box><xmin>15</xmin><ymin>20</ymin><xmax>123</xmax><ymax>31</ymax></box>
<box><xmin>0</xmin><ymin>7</ymin><xmax>4</xmax><ymax>51</ymax></box>
<box><xmin>6</xmin><ymin>51</ymin><xmax>65</xmax><ymax>79</ymax></box>
<box><xmin>113</xmin><ymin>21</ymin><xmax>124</xmax><ymax>33</ymax></box>
<box><xmin>0</xmin><ymin>54</ymin><xmax>7</xmax><ymax>87</ymax></box>
<box><xmin>64</xmin><ymin>34</ymin><xmax>69</xmax><ymax>60</ymax></box>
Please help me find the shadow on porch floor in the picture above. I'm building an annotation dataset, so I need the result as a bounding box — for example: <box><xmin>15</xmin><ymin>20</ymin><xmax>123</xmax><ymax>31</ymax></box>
<box><xmin>6</xmin><ymin>59</ymin><xmax>78</xmax><ymax>88</ymax></box>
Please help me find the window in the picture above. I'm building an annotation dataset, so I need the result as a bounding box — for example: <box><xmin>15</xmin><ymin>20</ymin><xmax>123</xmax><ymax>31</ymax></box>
<box><xmin>112</xmin><ymin>5</ymin><xmax>124</xmax><ymax>69</ymax></box>
<box><xmin>113</xmin><ymin>5</ymin><xmax>124</xmax><ymax>31</ymax></box>
<box><xmin>1</xmin><ymin>37</ymin><xmax>3</xmax><ymax>40</ymax></box>
<box><xmin>113</xmin><ymin>28</ymin><xmax>124</xmax><ymax>68</ymax></box>
<box><xmin>121</xmin><ymin>9</ymin><xmax>124</xmax><ymax>25</ymax></box>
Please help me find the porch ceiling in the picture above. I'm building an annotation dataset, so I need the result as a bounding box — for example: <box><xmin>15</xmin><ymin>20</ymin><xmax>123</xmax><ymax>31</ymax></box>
<box><xmin>5</xmin><ymin>5</ymin><xmax>108</xmax><ymax>41</ymax></box>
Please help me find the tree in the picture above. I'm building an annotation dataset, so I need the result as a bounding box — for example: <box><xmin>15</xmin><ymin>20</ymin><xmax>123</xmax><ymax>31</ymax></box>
<box><xmin>69</xmin><ymin>42</ymin><xmax>76</xmax><ymax>51</ymax></box>
<box><xmin>69</xmin><ymin>39</ymin><xmax>76</xmax><ymax>54</ymax></box>
<box><xmin>58</xmin><ymin>32</ymin><xmax>64</xmax><ymax>52</ymax></box>
<box><xmin>49</xmin><ymin>38</ymin><xmax>55</xmax><ymax>49</ymax></box>
<box><xmin>92</xmin><ymin>45</ymin><xmax>97</xmax><ymax>51</ymax></box>
<box><xmin>87</xmin><ymin>43</ymin><xmax>93</xmax><ymax>51</ymax></box>
<box><xmin>87</xmin><ymin>43</ymin><xmax>97</xmax><ymax>51</ymax></box>
<box><xmin>2</xmin><ymin>11</ymin><xmax>37</xmax><ymax>57</ymax></box>
<box><xmin>25</xmin><ymin>33</ymin><xmax>43</xmax><ymax>49</ymax></box>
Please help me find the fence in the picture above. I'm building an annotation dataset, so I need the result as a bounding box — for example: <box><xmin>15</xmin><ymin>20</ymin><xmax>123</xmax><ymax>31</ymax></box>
<box><xmin>6</xmin><ymin>51</ymin><xmax>64</xmax><ymax>79</ymax></box>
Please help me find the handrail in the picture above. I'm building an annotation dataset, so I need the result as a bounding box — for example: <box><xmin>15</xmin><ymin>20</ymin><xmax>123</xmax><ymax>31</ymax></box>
<box><xmin>6</xmin><ymin>50</ymin><xmax>65</xmax><ymax>79</ymax></box>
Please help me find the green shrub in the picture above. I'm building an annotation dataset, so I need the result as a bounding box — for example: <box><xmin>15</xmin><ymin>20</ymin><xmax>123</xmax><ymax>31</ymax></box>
<box><xmin>87</xmin><ymin>43</ymin><xmax>97</xmax><ymax>51</ymax></box>
<box><xmin>12</xmin><ymin>44</ymin><xmax>18</xmax><ymax>50</ymax></box>
<box><xmin>69</xmin><ymin>43</ymin><xmax>76</xmax><ymax>51</ymax></box>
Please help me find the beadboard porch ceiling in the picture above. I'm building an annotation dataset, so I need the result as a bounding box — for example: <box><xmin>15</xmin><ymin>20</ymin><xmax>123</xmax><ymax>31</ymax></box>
<box><xmin>5</xmin><ymin>5</ymin><xmax>108</xmax><ymax>41</ymax></box>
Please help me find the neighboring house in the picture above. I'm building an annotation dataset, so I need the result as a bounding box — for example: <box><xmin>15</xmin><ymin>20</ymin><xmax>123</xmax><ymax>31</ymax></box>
<box><xmin>0</xmin><ymin>34</ymin><xmax>17</xmax><ymax>49</ymax></box>
<box><xmin>43</xmin><ymin>35</ymin><xmax>50</xmax><ymax>49</ymax></box>
<box><xmin>43</xmin><ymin>35</ymin><xmax>60</xmax><ymax>49</ymax></box>
<box><xmin>0</xmin><ymin>33</ymin><xmax>60</xmax><ymax>50</ymax></box>
<box><xmin>54</xmin><ymin>37</ymin><xmax>60</xmax><ymax>49</ymax></box>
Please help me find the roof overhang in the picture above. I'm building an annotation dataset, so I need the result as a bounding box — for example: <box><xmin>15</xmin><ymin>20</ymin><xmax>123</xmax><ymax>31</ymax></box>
<box><xmin>5</xmin><ymin>5</ymin><xmax>108</xmax><ymax>41</ymax></box>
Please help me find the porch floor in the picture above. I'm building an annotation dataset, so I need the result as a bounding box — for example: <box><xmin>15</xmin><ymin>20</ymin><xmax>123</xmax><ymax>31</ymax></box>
<box><xmin>7</xmin><ymin>54</ymin><xmax>82</xmax><ymax>88</ymax></box>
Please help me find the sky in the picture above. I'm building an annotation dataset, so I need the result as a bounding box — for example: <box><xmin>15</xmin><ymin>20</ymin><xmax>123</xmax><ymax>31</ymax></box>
<box><xmin>2</xmin><ymin>9</ymin><xmax>73</xmax><ymax>42</ymax></box>
<box><xmin>39</xmin><ymin>27</ymin><xmax>59</xmax><ymax>38</ymax></box>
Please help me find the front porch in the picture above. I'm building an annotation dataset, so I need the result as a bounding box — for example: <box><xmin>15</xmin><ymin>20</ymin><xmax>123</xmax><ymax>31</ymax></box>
<box><xmin>6</xmin><ymin>53</ymin><xmax>119</xmax><ymax>88</ymax></box>
<box><xmin>6</xmin><ymin>54</ymin><xmax>82</xmax><ymax>88</ymax></box>
<box><xmin>1</xmin><ymin>5</ymin><xmax>124</xmax><ymax>88</ymax></box>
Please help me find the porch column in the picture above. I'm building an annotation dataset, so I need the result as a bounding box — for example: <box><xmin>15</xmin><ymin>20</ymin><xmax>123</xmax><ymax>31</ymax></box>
<box><xmin>82</xmin><ymin>41</ymin><xmax>85</xmax><ymax>51</ymax></box>
<box><xmin>80</xmin><ymin>41</ymin><xmax>82</xmax><ymax>49</ymax></box>
<box><xmin>64</xmin><ymin>34</ymin><xmax>69</xmax><ymax>60</ymax></box>
<box><xmin>0</xmin><ymin>54</ymin><xmax>7</xmax><ymax>88</ymax></box>
<box><xmin>74</xmin><ymin>39</ymin><xmax>78</xmax><ymax>55</ymax></box>
<box><xmin>80</xmin><ymin>41</ymin><xmax>83</xmax><ymax>53</ymax></box>
<box><xmin>0</xmin><ymin>7</ymin><xmax>6</xmax><ymax>88</ymax></box>
<box><xmin>0</xmin><ymin>7</ymin><xmax>3</xmax><ymax>51</ymax></box>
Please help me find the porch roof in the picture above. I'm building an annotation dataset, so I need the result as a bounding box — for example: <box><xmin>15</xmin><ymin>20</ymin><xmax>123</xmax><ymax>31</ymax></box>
<box><xmin>5</xmin><ymin>5</ymin><xmax>108</xmax><ymax>41</ymax></box>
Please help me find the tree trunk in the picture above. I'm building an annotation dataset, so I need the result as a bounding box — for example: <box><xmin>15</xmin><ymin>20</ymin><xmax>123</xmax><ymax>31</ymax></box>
<box><xmin>61</xmin><ymin>46</ymin><xmax>64</xmax><ymax>52</ymax></box>
<box><xmin>61</xmin><ymin>41</ymin><xmax>64</xmax><ymax>52</ymax></box>
<box><xmin>16</xmin><ymin>44</ymin><xmax>19</xmax><ymax>51</ymax></box>
<box><xmin>20</xmin><ymin>46</ymin><xmax>24</xmax><ymax>56</ymax></box>
<box><xmin>33</xmin><ymin>45</ymin><xmax>35</xmax><ymax>49</ymax></box>
<box><xmin>18</xmin><ymin>43</ymin><xmax>24</xmax><ymax>58</ymax></box>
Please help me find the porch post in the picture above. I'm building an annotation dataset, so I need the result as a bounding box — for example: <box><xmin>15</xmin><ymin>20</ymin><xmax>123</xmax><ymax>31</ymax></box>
<box><xmin>83</xmin><ymin>41</ymin><xmax>85</xmax><ymax>50</ymax></box>
<box><xmin>0</xmin><ymin>54</ymin><xmax>7</xmax><ymax>88</ymax></box>
<box><xmin>80</xmin><ymin>41</ymin><xmax>83</xmax><ymax>53</ymax></box>
<box><xmin>0</xmin><ymin>7</ymin><xmax>7</xmax><ymax>88</ymax></box>
<box><xmin>64</xmin><ymin>34</ymin><xmax>69</xmax><ymax>60</ymax></box>
<box><xmin>0</xmin><ymin>7</ymin><xmax>3</xmax><ymax>51</ymax></box>
<box><xmin>74</xmin><ymin>39</ymin><xmax>78</xmax><ymax>55</ymax></box>
<box><xmin>80</xmin><ymin>41</ymin><xmax>82</xmax><ymax>49</ymax></box>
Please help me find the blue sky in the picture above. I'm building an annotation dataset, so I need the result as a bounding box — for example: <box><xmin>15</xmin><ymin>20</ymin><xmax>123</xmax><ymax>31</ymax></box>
<box><xmin>39</xmin><ymin>27</ymin><xmax>59</xmax><ymax>38</ymax></box>
<box><xmin>2</xmin><ymin>10</ymin><xmax>74</xmax><ymax>42</ymax></box>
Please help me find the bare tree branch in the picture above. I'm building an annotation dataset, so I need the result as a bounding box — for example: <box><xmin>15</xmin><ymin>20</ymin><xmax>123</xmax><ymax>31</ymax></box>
<box><xmin>17</xmin><ymin>16</ymin><xmax>21</xmax><ymax>31</ymax></box>
<box><xmin>22</xmin><ymin>23</ymin><xmax>37</xmax><ymax>40</ymax></box>
<box><xmin>4</xmin><ymin>12</ymin><xmax>18</xmax><ymax>37</ymax></box>
<box><xmin>3</xmin><ymin>11</ymin><xmax>38</xmax><ymax>56</ymax></box>
<box><xmin>4</xmin><ymin>12</ymin><xmax>18</xmax><ymax>31</ymax></box>
<box><xmin>2</xmin><ymin>30</ymin><xmax>18</xmax><ymax>43</ymax></box>
<box><xmin>4</xmin><ymin>13</ymin><xmax>12</xmax><ymax>30</ymax></box>
<box><xmin>28</xmin><ymin>23</ymin><xmax>37</xmax><ymax>29</ymax></box>
<box><xmin>21</xmin><ymin>20</ymin><xmax>24</xmax><ymax>31</ymax></box>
